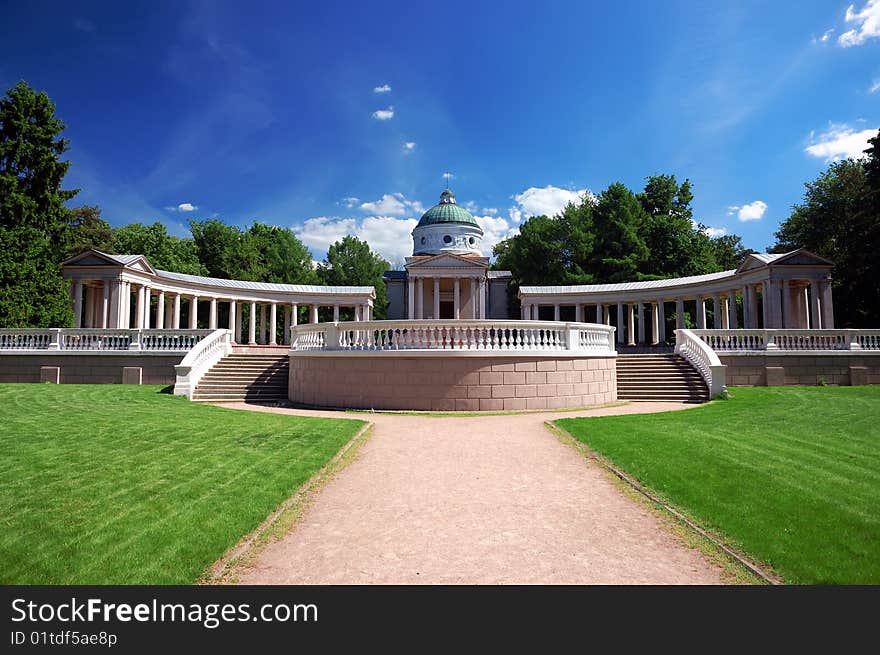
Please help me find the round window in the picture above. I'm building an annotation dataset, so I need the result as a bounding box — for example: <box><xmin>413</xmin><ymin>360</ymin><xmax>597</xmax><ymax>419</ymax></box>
<box><xmin>469</xmin><ymin>237</ymin><xmax>476</xmax><ymax>245</ymax></box>
<box><xmin>443</xmin><ymin>235</ymin><xmax>452</xmax><ymax>244</ymax></box>
<box><xmin>420</xmin><ymin>237</ymin><xmax>426</xmax><ymax>245</ymax></box>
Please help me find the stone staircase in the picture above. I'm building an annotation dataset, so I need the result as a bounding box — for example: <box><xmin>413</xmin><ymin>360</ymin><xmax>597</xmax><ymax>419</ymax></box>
<box><xmin>616</xmin><ymin>354</ymin><xmax>709</xmax><ymax>403</ymax></box>
<box><xmin>192</xmin><ymin>354</ymin><xmax>289</xmax><ymax>403</ymax></box>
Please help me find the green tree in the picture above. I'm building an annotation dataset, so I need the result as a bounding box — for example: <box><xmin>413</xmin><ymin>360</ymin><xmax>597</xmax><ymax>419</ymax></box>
<box><xmin>0</xmin><ymin>81</ymin><xmax>76</xmax><ymax>327</ymax></box>
<box><xmin>190</xmin><ymin>218</ymin><xmax>243</xmax><ymax>279</ymax></box>
<box><xmin>709</xmin><ymin>234</ymin><xmax>755</xmax><ymax>271</ymax></box>
<box><xmin>318</xmin><ymin>235</ymin><xmax>390</xmax><ymax>318</ymax></box>
<box><xmin>112</xmin><ymin>222</ymin><xmax>206</xmax><ymax>275</ymax></box>
<box><xmin>773</xmin><ymin>158</ymin><xmax>878</xmax><ymax>327</ymax></box>
<box><xmin>65</xmin><ymin>205</ymin><xmax>113</xmax><ymax>258</ymax></box>
<box><xmin>590</xmin><ymin>182</ymin><xmax>649</xmax><ymax>282</ymax></box>
<box><xmin>240</xmin><ymin>223</ymin><xmax>317</xmax><ymax>284</ymax></box>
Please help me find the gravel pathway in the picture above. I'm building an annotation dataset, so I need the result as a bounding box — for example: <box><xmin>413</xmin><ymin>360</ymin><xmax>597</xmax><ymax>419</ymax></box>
<box><xmin>226</xmin><ymin>402</ymin><xmax>724</xmax><ymax>584</ymax></box>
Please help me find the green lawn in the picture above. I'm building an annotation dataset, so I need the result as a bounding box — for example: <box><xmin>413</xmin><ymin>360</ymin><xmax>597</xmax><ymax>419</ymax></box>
<box><xmin>0</xmin><ymin>384</ymin><xmax>365</xmax><ymax>584</ymax></box>
<box><xmin>556</xmin><ymin>387</ymin><xmax>880</xmax><ymax>584</ymax></box>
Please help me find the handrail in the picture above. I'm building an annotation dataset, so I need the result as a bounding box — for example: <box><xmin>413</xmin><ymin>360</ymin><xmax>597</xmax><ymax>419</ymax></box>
<box><xmin>173</xmin><ymin>329</ymin><xmax>232</xmax><ymax>399</ymax></box>
<box><xmin>675</xmin><ymin>329</ymin><xmax>727</xmax><ymax>398</ymax></box>
<box><xmin>290</xmin><ymin>320</ymin><xmax>617</xmax><ymax>354</ymax></box>
<box><xmin>0</xmin><ymin>328</ymin><xmax>212</xmax><ymax>352</ymax></box>
<box><xmin>691</xmin><ymin>328</ymin><xmax>880</xmax><ymax>352</ymax></box>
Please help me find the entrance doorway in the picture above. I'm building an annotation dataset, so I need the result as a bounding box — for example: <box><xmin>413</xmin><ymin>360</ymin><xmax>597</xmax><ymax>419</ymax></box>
<box><xmin>439</xmin><ymin>301</ymin><xmax>455</xmax><ymax>319</ymax></box>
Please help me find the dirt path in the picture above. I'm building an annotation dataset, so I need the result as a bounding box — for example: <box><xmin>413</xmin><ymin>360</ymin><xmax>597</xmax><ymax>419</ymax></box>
<box><xmin>225</xmin><ymin>402</ymin><xmax>724</xmax><ymax>584</ymax></box>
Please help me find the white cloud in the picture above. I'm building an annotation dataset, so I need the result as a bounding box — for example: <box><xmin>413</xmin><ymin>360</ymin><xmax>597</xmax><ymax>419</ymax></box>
<box><xmin>373</xmin><ymin>84</ymin><xmax>391</xmax><ymax>93</ymax></box>
<box><xmin>474</xmin><ymin>215</ymin><xmax>519</xmax><ymax>256</ymax></box>
<box><xmin>704</xmin><ymin>227</ymin><xmax>728</xmax><ymax>238</ymax></box>
<box><xmin>812</xmin><ymin>28</ymin><xmax>835</xmax><ymax>44</ymax></box>
<box><xmin>869</xmin><ymin>79</ymin><xmax>880</xmax><ymax>93</ymax></box>
<box><xmin>482</xmin><ymin>207</ymin><xmax>498</xmax><ymax>215</ymax></box>
<box><xmin>805</xmin><ymin>123</ymin><xmax>877</xmax><ymax>161</ymax></box>
<box><xmin>372</xmin><ymin>106</ymin><xmax>394</xmax><ymax>120</ymax></box>
<box><xmin>733</xmin><ymin>200</ymin><xmax>767</xmax><ymax>222</ymax></box>
<box><xmin>359</xmin><ymin>193</ymin><xmax>424</xmax><ymax>216</ymax></box>
<box><xmin>839</xmin><ymin>1</ymin><xmax>880</xmax><ymax>46</ymax></box>
<box><xmin>295</xmin><ymin>215</ymin><xmax>418</xmax><ymax>263</ymax></box>
<box><xmin>511</xmin><ymin>185</ymin><xmax>592</xmax><ymax>219</ymax></box>
<box><xmin>341</xmin><ymin>196</ymin><xmax>359</xmax><ymax>208</ymax></box>
<box><xmin>164</xmin><ymin>202</ymin><xmax>198</xmax><ymax>212</ymax></box>
<box><xmin>403</xmin><ymin>141</ymin><xmax>416</xmax><ymax>153</ymax></box>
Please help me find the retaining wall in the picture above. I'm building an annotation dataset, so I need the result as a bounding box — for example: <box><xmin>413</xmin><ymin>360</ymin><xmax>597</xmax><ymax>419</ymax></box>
<box><xmin>289</xmin><ymin>353</ymin><xmax>617</xmax><ymax>411</ymax></box>
<box><xmin>719</xmin><ymin>353</ymin><xmax>880</xmax><ymax>386</ymax></box>
<box><xmin>0</xmin><ymin>353</ymin><xmax>184</xmax><ymax>385</ymax></box>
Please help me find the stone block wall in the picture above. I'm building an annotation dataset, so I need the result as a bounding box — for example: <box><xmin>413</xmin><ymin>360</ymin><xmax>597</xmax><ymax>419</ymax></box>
<box><xmin>289</xmin><ymin>354</ymin><xmax>617</xmax><ymax>411</ymax></box>
<box><xmin>0</xmin><ymin>354</ymin><xmax>183</xmax><ymax>385</ymax></box>
<box><xmin>720</xmin><ymin>353</ymin><xmax>880</xmax><ymax>386</ymax></box>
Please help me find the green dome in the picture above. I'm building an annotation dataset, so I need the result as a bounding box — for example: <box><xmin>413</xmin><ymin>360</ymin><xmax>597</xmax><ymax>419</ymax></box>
<box><xmin>416</xmin><ymin>190</ymin><xmax>478</xmax><ymax>227</ymax></box>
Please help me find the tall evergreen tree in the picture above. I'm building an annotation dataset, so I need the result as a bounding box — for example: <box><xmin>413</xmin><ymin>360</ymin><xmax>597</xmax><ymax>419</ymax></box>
<box><xmin>590</xmin><ymin>183</ymin><xmax>649</xmax><ymax>282</ymax></box>
<box><xmin>318</xmin><ymin>235</ymin><xmax>390</xmax><ymax>318</ymax></box>
<box><xmin>0</xmin><ymin>81</ymin><xmax>77</xmax><ymax>327</ymax></box>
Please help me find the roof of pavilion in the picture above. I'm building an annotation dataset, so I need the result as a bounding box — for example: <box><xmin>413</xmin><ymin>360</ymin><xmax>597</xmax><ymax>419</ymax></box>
<box><xmin>62</xmin><ymin>249</ymin><xmax>374</xmax><ymax>296</ymax></box>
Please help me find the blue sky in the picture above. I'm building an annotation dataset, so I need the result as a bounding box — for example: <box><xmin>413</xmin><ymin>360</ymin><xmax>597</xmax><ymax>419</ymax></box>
<box><xmin>2</xmin><ymin>0</ymin><xmax>878</xmax><ymax>265</ymax></box>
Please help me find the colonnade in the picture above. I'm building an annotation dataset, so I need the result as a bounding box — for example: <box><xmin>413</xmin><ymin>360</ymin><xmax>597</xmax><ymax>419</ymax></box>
<box><xmin>519</xmin><ymin>278</ymin><xmax>835</xmax><ymax>345</ymax></box>
<box><xmin>406</xmin><ymin>275</ymin><xmax>486</xmax><ymax>319</ymax></box>
<box><xmin>70</xmin><ymin>279</ymin><xmax>373</xmax><ymax>345</ymax></box>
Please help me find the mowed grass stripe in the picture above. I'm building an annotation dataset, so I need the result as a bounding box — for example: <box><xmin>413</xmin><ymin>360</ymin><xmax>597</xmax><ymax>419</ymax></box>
<box><xmin>556</xmin><ymin>386</ymin><xmax>880</xmax><ymax>584</ymax></box>
<box><xmin>0</xmin><ymin>384</ymin><xmax>364</xmax><ymax>584</ymax></box>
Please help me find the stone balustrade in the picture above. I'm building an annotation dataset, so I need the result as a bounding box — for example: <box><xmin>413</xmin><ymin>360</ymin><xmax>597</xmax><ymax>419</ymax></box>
<box><xmin>290</xmin><ymin>320</ymin><xmax>617</xmax><ymax>355</ymax></box>
<box><xmin>692</xmin><ymin>329</ymin><xmax>880</xmax><ymax>352</ymax></box>
<box><xmin>674</xmin><ymin>329</ymin><xmax>727</xmax><ymax>397</ymax></box>
<box><xmin>173</xmin><ymin>329</ymin><xmax>233</xmax><ymax>399</ymax></box>
<box><xmin>0</xmin><ymin>328</ymin><xmax>212</xmax><ymax>352</ymax></box>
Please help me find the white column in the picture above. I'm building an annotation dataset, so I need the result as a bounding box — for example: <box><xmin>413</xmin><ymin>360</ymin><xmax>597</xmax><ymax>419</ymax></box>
<box><xmin>417</xmin><ymin>278</ymin><xmax>424</xmax><ymax>319</ymax></box>
<box><xmin>596</xmin><ymin>304</ymin><xmax>603</xmax><ymax>323</ymax></box>
<box><xmin>781</xmin><ymin>281</ymin><xmax>792</xmax><ymax>328</ymax></box>
<box><xmin>810</xmin><ymin>281</ymin><xmax>822</xmax><ymax>329</ymax></box>
<box><xmin>627</xmin><ymin>304</ymin><xmax>636</xmax><ymax>346</ymax></box>
<box><xmin>637</xmin><ymin>302</ymin><xmax>645</xmax><ymax>344</ymax></box>
<box><xmin>407</xmin><ymin>279</ymin><xmax>415</xmax><ymax>319</ymax></box>
<box><xmin>270</xmin><ymin>303</ymin><xmax>278</xmax><ymax>344</ymax></box>
<box><xmin>310</xmin><ymin>304</ymin><xmax>318</xmax><ymax>323</ymax></box>
<box><xmin>433</xmin><ymin>278</ymin><xmax>440</xmax><ymax>319</ymax></box>
<box><xmin>354</xmin><ymin>305</ymin><xmax>361</xmax><ymax>321</ymax></box>
<box><xmin>604</xmin><ymin>305</ymin><xmax>611</xmax><ymax>326</ymax></box>
<box><xmin>260</xmin><ymin>304</ymin><xmax>267</xmax><ymax>343</ymax></box>
<box><xmin>713</xmin><ymin>295</ymin><xmax>722</xmax><ymax>329</ymax></box>
<box><xmin>284</xmin><ymin>305</ymin><xmax>291</xmax><ymax>345</ymax></box>
<box><xmin>453</xmin><ymin>278</ymin><xmax>460</xmax><ymax>320</ymax></box>
<box><xmin>235</xmin><ymin>302</ymin><xmax>243</xmax><ymax>343</ymax></box>
<box><xmin>135</xmin><ymin>285</ymin><xmax>145</xmax><ymax>329</ymax></box>
<box><xmin>553</xmin><ymin>304</ymin><xmax>560</xmax><ymax>321</ymax></box>
<box><xmin>728</xmin><ymin>290</ymin><xmax>738</xmax><ymax>329</ymax></box>
<box><xmin>761</xmin><ymin>282</ymin><xmax>770</xmax><ymax>328</ymax></box>
<box><xmin>575</xmin><ymin>304</ymin><xmax>582</xmax><ymax>322</ymax></box>
<box><xmin>658</xmin><ymin>300</ymin><xmax>666</xmax><ymax>343</ymax></box>
<box><xmin>228</xmin><ymin>300</ymin><xmax>237</xmax><ymax>339</ymax></box>
<box><xmin>741</xmin><ymin>286</ymin><xmax>750</xmax><ymax>328</ymax></box>
<box><xmin>164</xmin><ymin>293</ymin><xmax>173</xmax><ymax>328</ymax></box>
<box><xmin>696</xmin><ymin>296</ymin><xmax>706</xmax><ymax>329</ymax></box>
<box><xmin>720</xmin><ymin>297</ymin><xmax>729</xmax><ymax>329</ymax></box>
<box><xmin>209</xmin><ymin>298</ymin><xmax>218</xmax><ymax>329</ymax></box>
<box><xmin>291</xmin><ymin>303</ymin><xmax>298</xmax><ymax>327</ymax></box>
<box><xmin>332</xmin><ymin>304</ymin><xmax>339</xmax><ymax>322</ymax></box>
<box><xmin>189</xmin><ymin>296</ymin><xmax>199</xmax><ymax>329</ymax></box>
<box><xmin>616</xmin><ymin>303</ymin><xmax>624</xmax><ymax>343</ymax></box>
<box><xmin>248</xmin><ymin>302</ymin><xmax>257</xmax><ymax>344</ymax></box>
<box><xmin>73</xmin><ymin>280</ymin><xmax>84</xmax><ymax>327</ymax></box>
<box><xmin>651</xmin><ymin>303</ymin><xmax>660</xmax><ymax>344</ymax></box>
<box><xmin>469</xmin><ymin>278</ymin><xmax>477</xmax><ymax>319</ymax></box>
<box><xmin>820</xmin><ymin>281</ymin><xmax>834</xmax><ymax>328</ymax></box>
<box><xmin>145</xmin><ymin>287</ymin><xmax>153</xmax><ymax>328</ymax></box>
<box><xmin>102</xmin><ymin>282</ymin><xmax>110</xmax><ymax>328</ymax></box>
<box><xmin>157</xmin><ymin>291</ymin><xmax>165</xmax><ymax>329</ymax></box>
<box><xmin>478</xmin><ymin>278</ymin><xmax>486</xmax><ymax>319</ymax></box>
<box><xmin>675</xmin><ymin>298</ymin><xmax>685</xmax><ymax>329</ymax></box>
<box><xmin>173</xmin><ymin>294</ymin><xmax>181</xmax><ymax>329</ymax></box>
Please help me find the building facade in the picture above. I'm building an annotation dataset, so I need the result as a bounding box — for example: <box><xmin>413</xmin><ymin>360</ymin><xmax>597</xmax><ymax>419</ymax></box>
<box><xmin>383</xmin><ymin>189</ymin><xmax>511</xmax><ymax>319</ymax></box>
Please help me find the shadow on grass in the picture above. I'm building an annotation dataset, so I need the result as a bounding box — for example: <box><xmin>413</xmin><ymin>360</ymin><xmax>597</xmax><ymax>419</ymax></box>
<box><xmin>158</xmin><ymin>385</ymin><xmax>174</xmax><ymax>395</ymax></box>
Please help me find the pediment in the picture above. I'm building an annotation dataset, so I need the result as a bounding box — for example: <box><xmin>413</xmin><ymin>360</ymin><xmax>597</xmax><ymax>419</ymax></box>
<box><xmin>772</xmin><ymin>249</ymin><xmax>833</xmax><ymax>267</ymax></box>
<box><xmin>405</xmin><ymin>253</ymin><xmax>489</xmax><ymax>271</ymax></box>
<box><xmin>61</xmin><ymin>249</ymin><xmax>156</xmax><ymax>275</ymax></box>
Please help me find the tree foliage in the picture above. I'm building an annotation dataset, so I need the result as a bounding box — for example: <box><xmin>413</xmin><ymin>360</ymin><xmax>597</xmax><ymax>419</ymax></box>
<box><xmin>0</xmin><ymin>81</ymin><xmax>77</xmax><ymax>327</ymax></box>
<box><xmin>112</xmin><ymin>222</ymin><xmax>206</xmax><ymax>275</ymax></box>
<box><xmin>65</xmin><ymin>205</ymin><xmax>113</xmax><ymax>258</ymax></box>
<box><xmin>318</xmin><ymin>235</ymin><xmax>390</xmax><ymax>318</ymax></box>
<box><xmin>494</xmin><ymin>175</ymin><xmax>744</xmax><ymax>292</ymax></box>
<box><xmin>773</xmin><ymin>136</ymin><xmax>880</xmax><ymax>327</ymax></box>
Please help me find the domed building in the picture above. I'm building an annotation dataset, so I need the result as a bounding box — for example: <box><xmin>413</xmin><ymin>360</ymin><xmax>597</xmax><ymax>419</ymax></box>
<box><xmin>383</xmin><ymin>189</ymin><xmax>512</xmax><ymax>319</ymax></box>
